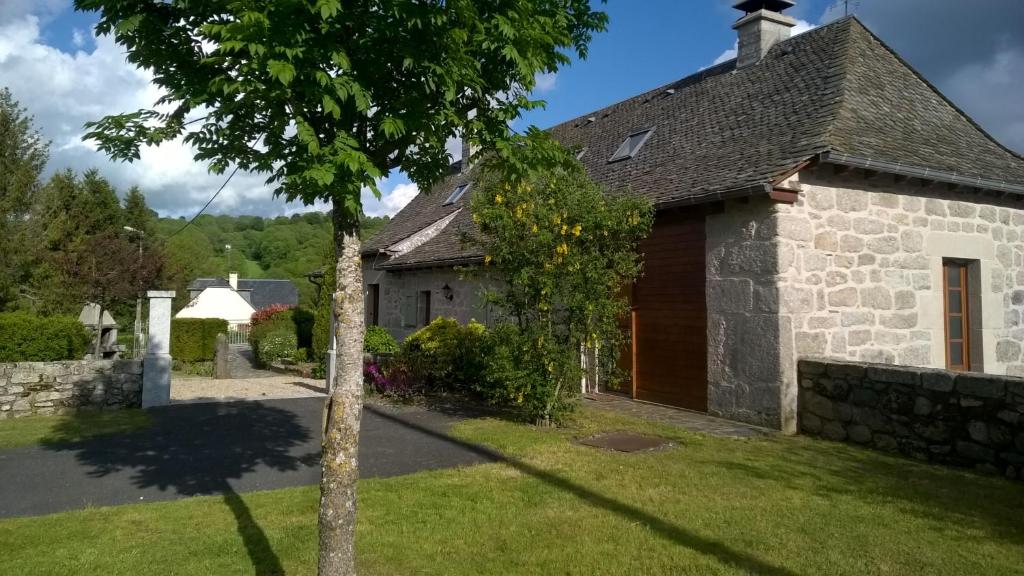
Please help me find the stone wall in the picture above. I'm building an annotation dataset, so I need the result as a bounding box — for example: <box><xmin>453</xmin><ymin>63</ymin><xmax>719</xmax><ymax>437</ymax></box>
<box><xmin>0</xmin><ymin>360</ymin><xmax>143</xmax><ymax>419</ymax></box>
<box><xmin>706</xmin><ymin>197</ymin><xmax>794</xmax><ymax>430</ymax></box>
<box><xmin>782</xmin><ymin>167</ymin><xmax>1024</xmax><ymax>376</ymax></box>
<box><xmin>363</xmin><ymin>261</ymin><xmax>495</xmax><ymax>341</ymax></box>
<box><xmin>799</xmin><ymin>358</ymin><xmax>1024</xmax><ymax>480</ymax></box>
<box><xmin>709</xmin><ymin>166</ymin><xmax>1024</xmax><ymax>432</ymax></box>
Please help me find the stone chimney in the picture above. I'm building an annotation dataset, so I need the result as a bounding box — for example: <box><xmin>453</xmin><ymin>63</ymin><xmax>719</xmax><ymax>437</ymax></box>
<box><xmin>732</xmin><ymin>0</ymin><xmax>797</xmax><ymax>69</ymax></box>
<box><xmin>228</xmin><ymin>272</ymin><xmax>238</xmax><ymax>290</ymax></box>
<box><xmin>460</xmin><ymin>135</ymin><xmax>478</xmax><ymax>174</ymax></box>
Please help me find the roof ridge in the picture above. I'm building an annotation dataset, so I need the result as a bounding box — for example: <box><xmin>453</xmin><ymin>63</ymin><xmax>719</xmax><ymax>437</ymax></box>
<box><xmin>820</xmin><ymin>17</ymin><xmax>858</xmax><ymax>156</ymax></box>
<box><xmin>833</xmin><ymin>17</ymin><xmax>1024</xmax><ymax>165</ymax></box>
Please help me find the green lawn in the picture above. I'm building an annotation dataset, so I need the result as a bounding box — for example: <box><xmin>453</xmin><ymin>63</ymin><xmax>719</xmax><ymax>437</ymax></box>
<box><xmin>0</xmin><ymin>409</ymin><xmax>151</xmax><ymax>449</ymax></box>
<box><xmin>1</xmin><ymin>407</ymin><xmax>1022</xmax><ymax>575</ymax></box>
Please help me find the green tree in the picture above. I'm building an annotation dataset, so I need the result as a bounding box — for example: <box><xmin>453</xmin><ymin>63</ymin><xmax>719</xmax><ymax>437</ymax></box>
<box><xmin>58</xmin><ymin>230</ymin><xmax>164</xmax><ymax>358</ymax></box>
<box><xmin>74</xmin><ymin>1</ymin><xmax>606</xmax><ymax>571</ymax></box>
<box><xmin>470</xmin><ymin>131</ymin><xmax>653</xmax><ymax>423</ymax></box>
<box><xmin>0</xmin><ymin>88</ymin><xmax>49</xmax><ymax>310</ymax></box>
<box><xmin>123</xmin><ymin>185</ymin><xmax>156</xmax><ymax>236</ymax></box>
<box><xmin>32</xmin><ymin>170</ymin><xmax>129</xmax><ymax>314</ymax></box>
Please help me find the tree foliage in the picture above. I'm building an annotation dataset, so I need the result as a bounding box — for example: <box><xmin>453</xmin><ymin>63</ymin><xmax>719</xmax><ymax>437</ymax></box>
<box><xmin>0</xmin><ymin>88</ymin><xmax>49</xmax><ymax>310</ymax></box>
<box><xmin>470</xmin><ymin>132</ymin><xmax>653</xmax><ymax>422</ymax></box>
<box><xmin>73</xmin><ymin>1</ymin><xmax>608</xmax><ymax>572</ymax></box>
<box><xmin>77</xmin><ymin>0</ymin><xmax>607</xmax><ymax>216</ymax></box>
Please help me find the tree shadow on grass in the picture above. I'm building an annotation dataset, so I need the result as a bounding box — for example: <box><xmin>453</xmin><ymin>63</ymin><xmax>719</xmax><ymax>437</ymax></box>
<box><xmin>363</xmin><ymin>404</ymin><xmax>800</xmax><ymax>576</ymax></box>
<box><xmin>43</xmin><ymin>401</ymin><xmax>316</xmax><ymax>575</ymax></box>
<box><xmin>698</xmin><ymin>436</ymin><xmax>1024</xmax><ymax>547</ymax></box>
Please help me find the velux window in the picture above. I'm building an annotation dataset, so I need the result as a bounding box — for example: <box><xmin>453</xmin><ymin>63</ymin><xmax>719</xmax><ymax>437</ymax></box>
<box><xmin>608</xmin><ymin>128</ymin><xmax>654</xmax><ymax>162</ymax></box>
<box><xmin>443</xmin><ymin>183</ymin><xmax>471</xmax><ymax>206</ymax></box>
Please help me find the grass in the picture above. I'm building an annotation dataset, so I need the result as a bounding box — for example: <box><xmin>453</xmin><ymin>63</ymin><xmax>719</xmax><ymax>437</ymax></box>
<box><xmin>1</xmin><ymin>407</ymin><xmax>1022</xmax><ymax>575</ymax></box>
<box><xmin>0</xmin><ymin>409</ymin><xmax>151</xmax><ymax>449</ymax></box>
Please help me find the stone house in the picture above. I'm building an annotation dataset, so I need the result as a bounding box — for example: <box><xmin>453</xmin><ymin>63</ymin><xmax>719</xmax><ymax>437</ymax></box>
<box><xmin>362</xmin><ymin>1</ymin><xmax>1024</xmax><ymax>432</ymax></box>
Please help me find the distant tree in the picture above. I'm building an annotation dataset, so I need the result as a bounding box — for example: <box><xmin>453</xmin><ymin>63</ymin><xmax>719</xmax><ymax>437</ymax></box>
<box><xmin>0</xmin><ymin>88</ymin><xmax>49</xmax><ymax>310</ymax></box>
<box><xmin>123</xmin><ymin>185</ymin><xmax>156</xmax><ymax>236</ymax></box>
<box><xmin>58</xmin><ymin>230</ymin><xmax>164</xmax><ymax>357</ymax></box>
<box><xmin>75</xmin><ymin>1</ymin><xmax>607</xmax><ymax>571</ymax></box>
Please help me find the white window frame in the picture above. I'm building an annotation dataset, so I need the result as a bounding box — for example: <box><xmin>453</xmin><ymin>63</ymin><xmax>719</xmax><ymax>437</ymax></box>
<box><xmin>608</xmin><ymin>128</ymin><xmax>654</xmax><ymax>163</ymax></box>
<box><xmin>443</xmin><ymin>183</ymin><xmax>471</xmax><ymax>206</ymax></box>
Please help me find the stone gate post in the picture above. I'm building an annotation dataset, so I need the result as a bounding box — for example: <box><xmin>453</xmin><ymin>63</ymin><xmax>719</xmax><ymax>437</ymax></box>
<box><xmin>142</xmin><ymin>290</ymin><xmax>175</xmax><ymax>407</ymax></box>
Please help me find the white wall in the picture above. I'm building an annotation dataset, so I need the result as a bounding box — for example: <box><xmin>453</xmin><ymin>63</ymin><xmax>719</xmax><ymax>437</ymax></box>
<box><xmin>174</xmin><ymin>286</ymin><xmax>255</xmax><ymax>326</ymax></box>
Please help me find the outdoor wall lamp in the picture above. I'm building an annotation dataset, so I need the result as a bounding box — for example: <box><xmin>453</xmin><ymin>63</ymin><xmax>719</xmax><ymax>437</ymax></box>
<box><xmin>442</xmin><ymin>283</ymin><xmax>454</xmax><ymax>301</ymax></box>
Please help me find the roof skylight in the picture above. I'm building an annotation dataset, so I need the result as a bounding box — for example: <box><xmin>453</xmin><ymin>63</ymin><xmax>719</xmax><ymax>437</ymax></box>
<box><xmin>608</xmin><ymin>128</ymin><xmax>654</xmax><ymax>162</ymax></box>
<box><xmin>443</xmin><ymin>183</ymin><xmax>471</xmax><ymax>206</ymax></box>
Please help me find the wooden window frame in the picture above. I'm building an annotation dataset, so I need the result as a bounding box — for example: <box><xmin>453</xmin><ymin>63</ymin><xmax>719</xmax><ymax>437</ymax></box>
<box><xmin>417</xmin><ymin>290</ymin><xmax>431</xmax><ymax>327</ymax></box>
<box><xmin>942</xmin><ymin>260</ymin><xmax>971</xmax><ymax>371</ymax></box>
<box><xmin>366</xmin><ymin>284</ymin><xmax>380</xmax><ymax>326</ymax></box>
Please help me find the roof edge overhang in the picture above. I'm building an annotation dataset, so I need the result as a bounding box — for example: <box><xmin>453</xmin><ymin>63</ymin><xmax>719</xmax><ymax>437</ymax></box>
<box><xmin>377</xmin><ymin>255</ymin><xmax>484</xmax><ymax>271</ymax></box>
<box><xmin>820</xmin><ymin>151</ymin><xmax>1024</xmax><ymax>197</ymax></box>
<box><xmin>653</xmin><ymin>183</ymin><xmax>773</xmax><ymax>211</ymax></box>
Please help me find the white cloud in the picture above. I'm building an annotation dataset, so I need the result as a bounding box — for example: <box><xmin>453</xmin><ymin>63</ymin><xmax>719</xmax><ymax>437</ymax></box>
<box><xmin>0</xmin><ymin>0</ymin><xmax>67</xmax><ymax>23</ymax></box>
<box><xmin>534</xmin><ymin>71</ymin><xmax>557</xmax><ymax>93</ymax></box>
<box><xmin>370</xmin><ymin>182</ymin><xmax>419</xmax><ymax>218</ymax></box>
<box><xmin>711</xmin><ymin>19</ymin><xmax>816</xmax><ymax>66</ymax></box>
<box><xmin>0</xmin><ymin>13</ymin><xmax>423</xmax><ymax>219</ymax></box>
<box><xmin>71</xmin><ymin>28</ymin><xmax>85</xmax><ymax>48</ymax></box>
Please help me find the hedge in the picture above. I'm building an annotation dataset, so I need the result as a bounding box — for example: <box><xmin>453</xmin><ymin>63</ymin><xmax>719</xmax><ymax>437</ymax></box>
<box><xmin>0</xmin><ymin>312</ymin><xmax>92</xmax><ymax>362</ymax></box>
<box><xmin>171</xmin><ymin>318</ymin><xmax>228</xmax><ymax>362</ymax></box>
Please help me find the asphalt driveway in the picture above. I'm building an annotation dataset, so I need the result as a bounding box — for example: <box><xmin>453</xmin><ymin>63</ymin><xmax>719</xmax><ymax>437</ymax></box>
<box><xmin>0</xmin><ymin>398</ymin><xmax>495</xmax><ymax>519</ymax></box>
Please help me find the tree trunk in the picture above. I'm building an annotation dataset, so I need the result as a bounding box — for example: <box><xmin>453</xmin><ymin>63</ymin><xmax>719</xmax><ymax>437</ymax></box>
<box><xmin>94</xmin><ymin>303</ymin><xmax>104</xmax><ymax>359</ymax></box>
<box><xmin>318</xmin><ymin>207</ymin><xmax>364</xmax><ymax>575</ymax></box>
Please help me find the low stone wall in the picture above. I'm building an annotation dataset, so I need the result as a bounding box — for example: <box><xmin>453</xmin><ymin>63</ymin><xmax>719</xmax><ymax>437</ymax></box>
<box><xmin>798</xmin><ymin>358</ymin><xmax>1024</xmax><ymax>480</ymax></box>
<box><xmin>0</xmin><ymin>360</ymin><xmax>143</xmax><ymax>418</ymax></box>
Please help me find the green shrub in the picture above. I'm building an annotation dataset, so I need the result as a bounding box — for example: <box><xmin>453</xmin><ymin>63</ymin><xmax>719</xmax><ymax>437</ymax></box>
<box><xmin>399</xmin><ymin>317</ymin><xmax>489</xmax><ymax>393</ymax></box>
<box><xmin>249</xmin><ymin>306</ymin><xmax>311</xmax><ymax>366</ymax></box>
<box><xmin>0</xmin><ymin>313</ymin><xmax>92</xmax><ymax>362</ymax></box>
<box><xmin>477</xmin><ymin>324</ymin><xmax>576</xmax><ymax>423</ymax></box>
<box><xmin>364</xmin><ymin>325</ymin><xmax>398</xmax><ymax>355</ymax></box>
<box><xmin>172</xmin><ymin>359</ymin><xmax>214</xmax><ymax>377</ymax></box>
<box><xmin>171</xmin><ymin>318</ymin><xmax>228</xmax><ymax>363</ymax></box>
<box><xmin>253</xmin><ymin>331</ymin><xmax>297</xmax><ymax>366</ymax></box>
<box><xmin>291</xmin><ymin>347</ymin><xmax>309</xmax><ymax>363</ymax></box>
<box><xmin>292</xmin><ymin>307</ymin><xmax>314</xmax><ymax>350</ymax></box>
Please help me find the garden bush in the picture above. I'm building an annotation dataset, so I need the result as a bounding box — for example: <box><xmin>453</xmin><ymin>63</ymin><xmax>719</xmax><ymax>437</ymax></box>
<box><xmin>364</xmin><ymin>325</ymin><xmax>398</xmax><ymax>355</ymax></box>
<box><xmin>170</xmin><ymin>318</ymin><xmax>228</xmax><ymax>363</ymax></box>
<box><xmin>0</xmin><ymin>312</ymin><xmax>92</xmax><ymax>362</ymax></box>
<box><xmin>476</xmin><ymin>324</ymin><xmax>577</xmax><ymax>422</ymax></box>
<box><xmin>249</xmin><ymin>305</ymin><xmax>311</xmax><ymax>366</ymax></box>
<box><xmin>253</xmin><ymin>331</ymin><xmax>298</xmax><ymax>366</ymax></box>
<box><xmin>398</xmin><ymin>317</ymin><xmax>489</xmax><ymax>393</ymax></box>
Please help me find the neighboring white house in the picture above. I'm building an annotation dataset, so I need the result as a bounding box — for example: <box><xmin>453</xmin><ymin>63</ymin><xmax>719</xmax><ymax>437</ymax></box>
<box><xmin>175</xmin><ymin>273</ymin><xmax>300</xmax><ymax>326</ymax></box>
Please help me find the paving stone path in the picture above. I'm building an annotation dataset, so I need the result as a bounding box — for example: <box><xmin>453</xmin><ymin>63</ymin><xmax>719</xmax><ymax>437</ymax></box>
<box><xmin>584</xmin><ymin>393</ymin><xmax>772</xmax><ymax>438</ymax></box>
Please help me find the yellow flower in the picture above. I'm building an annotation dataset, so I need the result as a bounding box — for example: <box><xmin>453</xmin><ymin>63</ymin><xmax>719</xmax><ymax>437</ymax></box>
<box><xmin>556</xmin><ymin>242</ymin><xmax>568</xmax><ymax>255</ymax></box>
<box><xmin>495</xmin><ymin>193</ymin><xmax>504</xmax><ymax>205</ymax></box>
<box><xmin>531</xmin><ymin>224</ymin><xmax>538</xmax><ymax>233</ymax></box>
<box><xmin>484</xmin><ymin>255</ymin><xmax>492</xmax><ymax>265</ymax></box>
<box><xmin>560</xmin><ymin>224</ymin><xmax>568</xmax><ymax>235</ymax></box>
<box><xmin>571</xmin><ymin>223</ymin><xmax>582</xmax><ymax>236</ymax></box>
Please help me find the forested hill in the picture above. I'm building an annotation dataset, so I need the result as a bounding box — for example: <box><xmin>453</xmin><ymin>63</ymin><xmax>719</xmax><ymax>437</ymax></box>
<box><xmin>159</xmin><ymin>212</ymin><xmax>390</xmax><ymax>307</ymax></box>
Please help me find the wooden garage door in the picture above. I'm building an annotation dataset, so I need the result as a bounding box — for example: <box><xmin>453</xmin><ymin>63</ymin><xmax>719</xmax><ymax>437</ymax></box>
<box><xmin>628</xmin><ymin>209</ymin><xmax>707</xmax><ymax>411</ymax></box>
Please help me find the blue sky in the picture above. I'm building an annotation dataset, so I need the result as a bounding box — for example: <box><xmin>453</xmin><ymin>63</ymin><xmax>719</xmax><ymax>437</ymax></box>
<box><xmin>1</xmin><ymin>0</ymin><xmax>1021</xmax><ymax>218</ymax></box>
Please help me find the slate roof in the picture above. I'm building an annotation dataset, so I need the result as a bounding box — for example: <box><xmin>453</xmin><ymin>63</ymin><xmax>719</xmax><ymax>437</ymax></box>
<box><xmin>187</xmin><ymin>278</ymin><xmax>299</xmax><ymax>310</ymax></box>
<box><xmin>364</xmin><ymin>16</ymin><xmax>1024</xmax><ymax>269</ymax></box>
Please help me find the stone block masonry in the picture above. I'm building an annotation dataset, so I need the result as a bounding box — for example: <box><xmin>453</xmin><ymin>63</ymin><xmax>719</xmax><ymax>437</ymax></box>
<box><xmin>798</xmin><ymin>358</ymin><xmax>1024</xmax><ymax>481</ymax></box>
<box><xmin>0</xmin><ymin>360</ymin><xmax>143</xmax><ymax>419</ymax></box>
